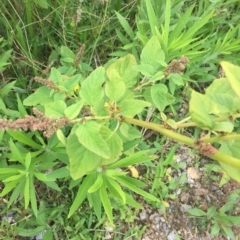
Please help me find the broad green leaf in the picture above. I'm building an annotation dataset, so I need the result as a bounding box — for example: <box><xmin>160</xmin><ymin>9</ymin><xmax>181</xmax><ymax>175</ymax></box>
<box><xmin>105</xmin><ymin>80</ymin><xmax>126</xmax><ymax>102</ymax></box>
<box><xmin>67</xmin><ymin>134</ymin><xmax>102</xmax><ymax>180</ymax></box>
<box><xmin>106</xmin><ymin>54</ymin><xmax>138</xmax><ymax>88</ymax></box>
<box><xmin>44</xmin><ymin>100</ymin><xmax>66</xmax><ymax>118</ymax></box>
<box><xmin>18</xmin><ymin>226</ymin><xmax>46</xmax><ymax>237</ymax></box>
<box><xmin>119</xmin><ymin>99</ymin><xmax>151</xmax><ymax>117</ymax></box>
<box><xmin>79</xmin><ymin>67</ymin><xmax>106</xmax><ymax>105</ymax></box>
<box><xmin>23</xmin><ymin>86</ymin><xmax>52</xmax><ymax>106</ymax></box>
<box><xmin>68</xmin><ymin>174</ymin><xmax>95</xmax><ymax>218</ymax></box>
<box><xmin>132</xmin><ymin>64</ymin><xmax>155</xmax><ymax>76</ymax></box>
<box><xmin>219</xmin><ymin>141</ymin><xmax>240</xmax><ymax>182</ymax></box>
<box><xmin>7</xmin><ymin>130</ymin><xmax>42</xmax><ymax>149</ymax></box>
<box><xmin>99</xmin><ymin>126</ymin><xmax>123</xmax><ymax>164</ymax></box>
<box><xmin>49</xmin><ymin>67</ymin><xmax>62</xmax><ymax>85</ymax></box>
<box><xmin>62</xmin><ymin>74</ymin><xmax>81</xmax><ymax>92</ymax></box>
<box><xmin>221</xmin><ymin>61</ymin><xmax>240</xmax><ymax>98</ymax></box>
<box><xmin>187</xmin><ymin>208</ymin><xmax>206</xmax><ymax>217</ymax></box>
<box><xmin>151</xmin><ymin>84</ymin><xmax>169</xmax><ymax>112</ymax></box>
<box><xmin>113</xmin><ymin>175</ymin><xmax>159</xmax><ymax>202</ymax></box>
<box><xmin>88</xmin><ymin>174</ymin><xmax>103</xmax><ymax>193</ymax></box>
<box><xmin>212</xmin><ymin>122</ymin><xmax>233</xmax><ymax>133</ymax></box>
<box><xmin>141</xmin><ymin>36</ymin><xmax>165</xmax><ymax>70</ymax></box>
<box><xmin>189</xmin><ymin>90</ymin><xmax>213</xmax><ymax>129</ymax></box>
<box><xmin>61</xmin><ymin>46</ymin><xmax>75</xmax><ymax>60</ymax></box>
<box><xmin>108</xmin><ymin>150</ymin><xmax>154</xmax><ymax>168</ymax></box>
<box><xmin>64</xmin><ymin>100</ymin><xmax>83</xmax><ymax>119</ymax></box>
<box><xmin>76</xmin><ymin>121</ymin><xmax>111</xmax><ymax>159</ymax></box>
<box><xmin>100</xmin><ymin>183</ymin><xmax>113</xmax><ymax>224</ymax></box>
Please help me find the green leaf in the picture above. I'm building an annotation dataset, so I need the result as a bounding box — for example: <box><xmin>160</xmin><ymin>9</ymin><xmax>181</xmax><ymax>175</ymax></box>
<box><xmin>221</xmin><ymin>61</ymin><xmax>240</xmax><ymax>98</ymax></box>
<box><xmin>113</xmin><ymin>176</ymin><xmax>159</xmax><ymax>202</ymax></box>
<box><xmin>0</xmin><ymin>49</ymin><xmax>12</xmax><ymax>72</ymax></box>
<box><xmin>100</xmin><ymin>182</ymin><xmax>113</xmax><ymax>224</ymax></box>
<box><xmin>44</xmin><ymin>100</ymin><xmax>66</xmax><ymax>118</ymax></box>
<box><xmin>24</xmin><ymin>177</ymin><xmax>30</xmax><ymax>209</ymax></box>
<box><xmin>76</xmin><ymin>121</ymin><xmax>111</xmax><ymax>159</ymax></box>
<box><xmin>207</xmin><ymin>206</ymin><xmax>216</xmax><ymax>219</ymax></box>
<box><xmin>106</xmin><ymin>54</ymin><xmax>138</xmax><ymax>88</ymax></box>
<box><xmin>189</xmin><ymin>90</ymin><xmax>213</xmax><ymax>129</ymax></box>
<box><xmin>0</xmin><ymin>81</ymin><xmax>15</xmax><ymax>98</ymax></box>
<box><xmin>9</xmin><ymin>138</ymin><xmax>24</xmax><ymax>164</ymax></box>
<box><xmin>46</xmin><ymin>167</ymin><xmax>69</xmax><ymax>179</ymax></box>
<box><xmin>211</xmin><ymin>221</ymin><xmax>220</xmax><ymax>236</ymax></box>
<box><xmin>56</xmin><ymin>129</ymin><xmax>66</xmax><ymax>146</ymax></box>
<box><xmin>115</xmin><ymin>11</ymin><xmax>135</xmax><ymax>40</ymax></box>
<box><xmin>212</xmin><ymin>122</ymin><xmax>233</xmax><ymax>133</ymax></box>
<box><xmin>145</xmin><ymin>0</ymin><xmax>158</xmax><ymax>35</ymax></box>
<box><xmin>79</xmin><ymin>67</ymin><xmax>106</xmax><ymax>105</ymax></box>
<box><xmin>25</xmin><ymin>153</ymin><xmax>31</xmax><ymax>170</ymax></box>
<box><xmin>87</xmin><ymin>190</ymin><xmax>102</xmax><ymax>221</ymax></box>
<box><xmin>34</xmin><ymin>173</ymin><xmax>55</xmax><ymax>182</ymax></box>
<box><xmin>105</xmin><ymin>177</ymin><xmax>126</xmax><ymax>204</ymax></box>
<box><xmin>30</xmin><ymin>178</ymin><xmax>38</xmax><ymax>217</ymax></box>
<box><xmin>133</xmin><ymin>64</ymin><xmax>155</xmax><ymax>76</ymax></box>
<box><xmin>62</xmin><ymin>74</ymin><xmax>81</xmax><ymax>92</ymax></box>
<box><xmin>108</xmin><ymin>150</ymin><xmax>154</xmax><ymax>168</ymax></box>
<box><xmin>119</xmin><ymin>99</ymin><xmax>151</xmax><ymax>117</ymax></box>
<box><xmin>64</xmin><ymin>100</ymin><xmax>83</xmax><ymax>120</ymax></box>
<box><xmin>151</xmin><ymin>84</ymin><xmax>171</xmax><ymax>112</ymax></box>
<box><xmin>23</xmin><ymin>86</ymin><xmax>52</xmax><ymax>106</ymax></box>
<box><xmin>187</xmin><ymin>208</ymin><xmax>206</xmax><ymax>217</ymax></box>
<box><xmin>7</xmin><ymin>130</ymin><xmax>43</xmax><ymax>149</ymax></box>
<box><xmin>17</xmin><ymin>226</ymin><xmax>46</xmax><ymax>237</ymax></box>
<box><xmin>67</xmin><ymin>134</ymin><xmax>102</xmax><ymax>180</ymax></box>
<box><xmin>61</xmin><ymin>46</ymin><xmax>75</xmax><ymax>60</ymax></box>
<box><xmin>141</xmin><ymin>36</ymin><xmax>164</xmax><ymax>70</ymax></box>
<box><xmin>16</xmin><ymin>94</ymin><xmax>28</xmax><ymax>117</ymax></box>
<box><xmin>99</xmin><ymin>126</ymin><xmax>123</xmax><ymax>164</ymax></box>
<box><xmin>219</xmin><ymin>141</ymin><xmax>240</xmax><ymax>182</ymax></box>
<box><xmin>105</xmin><ymin>80</ymin><xmax>126</xmax><ymax>102</ymax></box>
<box><xmin>49</xmin><ymin>67</ymin><xmax>62</xmax><ymax>85</ymax></box>
<box><xmin>0</xmin><ymin>179</ymin><xmax>19</xmax><ymax>197</ymax></box>
<box><xmin>33</xmin><ymin>0</ymin><xmax>48</xmax><ymax>8</ymax></box>
<box><xmin>68</xmin><ymin>174</ymin><xmax>95</xmax><ymax>218</ymax></box>
<box><xmin>88</xmin><ymin>174</ymin><xmax>103</xmax><ymax>193</ymax></box>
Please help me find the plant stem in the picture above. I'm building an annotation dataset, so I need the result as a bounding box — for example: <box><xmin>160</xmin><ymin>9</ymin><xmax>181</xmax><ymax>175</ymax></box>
<box><xmin>122</xmin><ymin>116</ymin><xmax>240</xmax><ymax>169</ymax></box>
<box><xmin>202</xmin><ymin>134</ymin><xmax>240</xmax><ymax>143</ymax></box>
<box><xmin>177</xmin><ymin>113</ymin><xmax>240</xmax><ymax>128</ymax></box>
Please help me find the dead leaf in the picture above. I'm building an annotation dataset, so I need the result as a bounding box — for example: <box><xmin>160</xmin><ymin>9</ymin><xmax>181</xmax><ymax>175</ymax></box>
<box><xmin>187</xmin><ymin>167</ymin><xmax>202</xmax><ymax>179</ymax></box>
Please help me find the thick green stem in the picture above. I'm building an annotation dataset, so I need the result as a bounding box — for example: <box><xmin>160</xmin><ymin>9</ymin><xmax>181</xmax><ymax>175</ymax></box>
<box><xmin>122</xmin><ymin>116</ymin><xmax>240</xmax><ymax>169</ymax></box>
